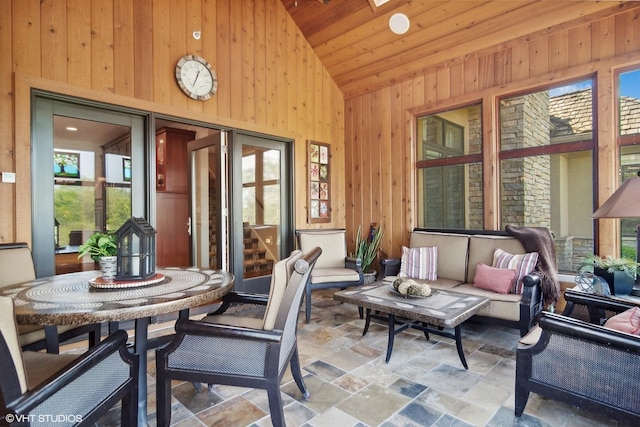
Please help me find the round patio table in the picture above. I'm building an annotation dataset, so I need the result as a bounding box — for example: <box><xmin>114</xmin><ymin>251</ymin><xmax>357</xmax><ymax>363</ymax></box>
<box><xmin>2</xmin><ymin>267</ymin><xmax>235</xmax><ymax>426</ymax></box>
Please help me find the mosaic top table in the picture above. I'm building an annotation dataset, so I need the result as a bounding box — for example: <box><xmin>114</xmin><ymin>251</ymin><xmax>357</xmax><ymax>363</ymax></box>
<box><xmin>2</xmin><ymin>267</ymin><xmax>235</xmax><ymax>426</ymax></box>
<box><xmin>334</xmin><ymin>280</ymin><xmax>489</xmax><ymax>369</ymax></box>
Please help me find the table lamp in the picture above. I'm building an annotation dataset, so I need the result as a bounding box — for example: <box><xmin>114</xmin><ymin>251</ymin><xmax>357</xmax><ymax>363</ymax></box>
<box><xmin>592</xmin><ymin>171</ymin><xmax>640</xmax><ymax>295</ymax></box>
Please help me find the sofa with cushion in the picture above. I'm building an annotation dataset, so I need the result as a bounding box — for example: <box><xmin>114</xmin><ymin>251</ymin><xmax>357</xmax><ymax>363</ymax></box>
<box><xmin>380</xmin><ymin>228</ymin><xmax>545</xmax><ymax>336</ymax></box>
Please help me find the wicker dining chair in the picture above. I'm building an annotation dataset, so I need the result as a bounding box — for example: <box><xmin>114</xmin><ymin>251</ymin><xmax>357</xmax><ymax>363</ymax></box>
<box><xmin>0</xmin><ymin>296</ymin><xmax>139</xmax><ymax>427</ymax></box>
<box><xmin>156</xmin><ymin>247</ymin><xmax>321</xmax><ymax>427</ymax></box>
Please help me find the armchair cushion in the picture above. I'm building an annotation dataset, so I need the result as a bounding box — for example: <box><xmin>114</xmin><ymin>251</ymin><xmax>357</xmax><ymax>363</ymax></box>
<box><xmin>398</xmin><ymin>246</ymin><xmax>437</xmax><ymax>280</ymax></box>
<box><xmin>22</xmin><ymin>352</ymin><xmax>78</xmax><ymax>389</ymax></box>
<box><xmin>202</xmin><ymin>250</ymin><xmax>303</xmax><ymax>331</ymax></box>
<box><xmin>0</xmin><ymin>296</ymin><xmax>28</xmax><ymax>392</ymax></box>
<box><xmin>0</xmin><ymin>245</ymin><xmax>35</xmax><ymax>288</ymax></box>
<box><xmin>603</xmin><ymin>307</ymin><xmax>640</xmax><ymax>335</ymax></box>
<box><xmin>310</xmin><ymin>267</ymin><xmax>361</xmax><ymax>284</ymax></box>
<box><xmin>263</xmin><ymin>250</ymin><xmax>303</xmax><ymax>330</ymax></box>
<box><xmin>298</xmin><ymin>231</ymin><xmax>346</xmax><ymax>269</ymax></box>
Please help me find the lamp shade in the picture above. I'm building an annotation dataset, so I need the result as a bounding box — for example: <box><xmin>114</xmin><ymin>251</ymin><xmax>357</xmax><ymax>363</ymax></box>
<box><xmin>592</xmin><ymin>176</ymin><xmax>640</xmax><ymax>219</ymax></box>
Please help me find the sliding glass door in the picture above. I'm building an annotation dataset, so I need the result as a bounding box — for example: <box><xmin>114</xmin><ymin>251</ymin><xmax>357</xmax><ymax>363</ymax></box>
<box><xmin>32</xmin><ymin>97</ymin><xmax>146</xmax><ymax>277</ymax></box>
<box><xmin>232</xmin><ymin>132</ymin><xmax>294</xmax><ymax>293</ymax></box>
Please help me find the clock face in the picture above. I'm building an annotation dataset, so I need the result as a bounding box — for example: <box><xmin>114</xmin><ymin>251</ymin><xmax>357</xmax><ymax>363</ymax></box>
<box><xmin>175</xmin><ymin>55</ymin><xmax>218</xmax><ymax>100</ymax></box>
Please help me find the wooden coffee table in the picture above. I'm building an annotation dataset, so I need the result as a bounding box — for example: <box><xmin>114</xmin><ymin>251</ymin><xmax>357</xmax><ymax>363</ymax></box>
<box><xmin>334</xmin><ymin>280</ymin><xmax>489</xmax><ymax>369</ymax></box>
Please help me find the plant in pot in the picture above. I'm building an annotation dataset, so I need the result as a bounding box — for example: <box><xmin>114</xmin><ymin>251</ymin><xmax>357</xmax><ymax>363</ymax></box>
<box><xmin>78</xmin><ymin>231</ymin><xmax>118</xmax><ymax>280</ymax></box>
<box><xmin>351</xmin><ymin>223</ymin><xmax>384</xmax><ymax>284</ymax></box>
<box><xmin>579</xmin><ymin>254</ymin><xmax>640</xmax><ymax>295</ymax></box>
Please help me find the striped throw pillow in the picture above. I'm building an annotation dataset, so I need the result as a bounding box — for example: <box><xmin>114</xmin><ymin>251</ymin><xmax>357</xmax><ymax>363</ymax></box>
<box><xmin>398</xmin><ymin>246</ymin><xmax>437</xmax><ymax>280</ymax></box>
<box><xmin>492</xmin><ymin>248</ymin><xmax>538</xmax><ymax>294</ymax></box>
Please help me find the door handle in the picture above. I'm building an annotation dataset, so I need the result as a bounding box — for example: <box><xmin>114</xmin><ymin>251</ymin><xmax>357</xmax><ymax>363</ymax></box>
<box><xmin>187</xmin><ymin>217</ymin><xmax>192</xmax><ymax>236</ymax></box>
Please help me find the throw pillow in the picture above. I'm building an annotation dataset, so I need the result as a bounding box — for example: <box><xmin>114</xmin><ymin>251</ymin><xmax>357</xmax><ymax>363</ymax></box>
<box><xmin>398</xmin><ymin>246</ymin><xmax>437</xmax><ymax>280</ymax></box>
<box><xmin>603</xmin><ymin>307</ymin><xmax>640</xmax><ymax>335</ymax></box>
<box><xmin>473</xmin><ymin>263</ymin><xmax>516</xmax><ymax>294</ymax></box>
<box><xmin>492</xmin><ymin>248</ymin><xmax>538</xmax><ymax>294</ymax></box>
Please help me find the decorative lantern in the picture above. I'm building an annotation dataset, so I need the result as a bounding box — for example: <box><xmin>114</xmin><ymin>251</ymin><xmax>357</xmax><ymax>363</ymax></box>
<box><xmin>115</xmin><ymin>217</ymin><xmax>156</xmax><ymax>280</ymax></box>
<box><xmin>54</xmin><ymin>218</ymin><xmax>61</xmax><ymax>249</ymax></box>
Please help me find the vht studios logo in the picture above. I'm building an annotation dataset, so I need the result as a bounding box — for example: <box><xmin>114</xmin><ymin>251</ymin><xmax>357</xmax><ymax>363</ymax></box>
<box><xmin>3</xmin><ymin>413</ymin><xmax>83</xmax><ymax>424</ymax></box>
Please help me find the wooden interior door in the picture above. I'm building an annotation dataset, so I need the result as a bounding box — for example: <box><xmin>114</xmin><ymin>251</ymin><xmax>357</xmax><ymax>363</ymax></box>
<box><xmin>155</xmin><ymin>127</ymin><xmax>195</xmax><ymax>267</ymax></box>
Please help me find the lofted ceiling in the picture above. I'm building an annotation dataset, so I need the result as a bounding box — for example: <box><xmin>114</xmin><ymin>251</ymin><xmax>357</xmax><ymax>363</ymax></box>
<box><xmin>281</xmin><ymin>0</ymin><xmax>631</xmax><ymax>99</ymax></box>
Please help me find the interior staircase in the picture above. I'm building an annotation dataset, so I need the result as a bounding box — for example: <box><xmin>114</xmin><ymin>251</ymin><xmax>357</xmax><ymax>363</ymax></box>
<box><xmin>243</xmin><ymin>223</ymin><xmax>274</xmax><ymax>278</ymax></box>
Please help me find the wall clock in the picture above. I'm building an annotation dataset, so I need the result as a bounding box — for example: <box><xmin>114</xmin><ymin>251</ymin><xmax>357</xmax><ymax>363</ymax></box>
<box><xmin>175</xmin><ymin>55</ymin><xmax>218</xmax><ymax>100</ymax></box>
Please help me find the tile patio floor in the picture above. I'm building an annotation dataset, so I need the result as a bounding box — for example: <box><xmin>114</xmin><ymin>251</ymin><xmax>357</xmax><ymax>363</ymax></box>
<box><xmin>91</xmin><ymin>288</ymin><xmax>630</xmax><ymax>427</ymax></box>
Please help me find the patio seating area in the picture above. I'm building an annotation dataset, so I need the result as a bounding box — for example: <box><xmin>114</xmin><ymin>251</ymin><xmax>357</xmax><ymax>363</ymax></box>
<box><xmin>85</xmin><ymin>288</ymin><xmax>630</xmax><ymax>427</ymax></box>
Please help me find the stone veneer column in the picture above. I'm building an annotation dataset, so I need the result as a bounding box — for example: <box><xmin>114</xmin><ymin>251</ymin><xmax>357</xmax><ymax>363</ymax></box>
<box><xmin>500</xmin><ymin>93</ymin><xmax>551</xmax><ymax>228</ymax></box>
<box><xmin>467</xmin><ymin>105</ymin><xmax>483</xmax><ymax>229</ymax></box>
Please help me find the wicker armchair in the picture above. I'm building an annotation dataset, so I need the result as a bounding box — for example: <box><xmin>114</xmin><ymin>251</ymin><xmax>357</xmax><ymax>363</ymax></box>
<box><xmin>296</xmin><ymin>229</ymin><xmax>364</xmax><ymax>323</ymax></box>
<box><xmin>156</xmin><ymin>247</ymin><xmax>321</xmax><ymax>427</ymax></box>
<box><xmin>515</xmin><ymin>300</ymin><xmax>640</xmax><ymax>423</ymax></box>
<box><xmin>0</xmin><ymin>296</ymin><xmax>139</xmax><ymax>427</ymax></box>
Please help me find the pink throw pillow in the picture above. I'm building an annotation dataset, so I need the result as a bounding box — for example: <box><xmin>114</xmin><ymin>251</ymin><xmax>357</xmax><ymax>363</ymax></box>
<box><xmin>603</xmin><ymin>307</ymin><xmax>640</xmax><ymax>335</ymax></box>
<box><xmin>492</xmin><ymin>248</ymin><xmax>538</xmax><ymax>294</ymax></box>
<box><xmin>398</xmin><ymin>246</ymin><xmax>437</xmax><ymax>280</ymax></box>
<box><xmin>473</xmin><ymin>263</ymin><xmax>516</xmax><ymax>294</ymax></box>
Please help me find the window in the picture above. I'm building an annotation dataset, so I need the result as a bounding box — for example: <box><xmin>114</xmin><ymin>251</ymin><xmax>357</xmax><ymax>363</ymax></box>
<box><xmin>416</xmin><ymin>104</ymin><xmax>483</xmax><ymax>229</ymax></box>
<box><xmin>242</xmin><ymin>148</ymin><xmax>281</xmax><ymax>226</ymax></box>
<box><xmin>618</xmin><ymin>68</ymin><xmax>640</xmax><ymax>261</ymax></box>
<box><xmin>499</xmin><ymin>79</ymin><xmax>594</xmax><ymax>273</ymax></box>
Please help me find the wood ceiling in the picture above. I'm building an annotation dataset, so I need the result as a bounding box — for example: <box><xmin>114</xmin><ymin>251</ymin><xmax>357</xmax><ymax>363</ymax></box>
<box><xmin>281</xmin><ymin>0</ymin><xmax>631</xmax><ymax>99</ymax></box>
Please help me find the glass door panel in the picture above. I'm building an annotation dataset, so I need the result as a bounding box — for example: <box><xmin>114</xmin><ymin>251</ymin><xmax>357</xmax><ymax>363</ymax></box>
<box><xmin>188</xmin><ymin>132</ymin><xmax>226</xmax><ymax>270</ymax></box>
<box><xmin>33</xmin><ymin>97</ymin><xmax>144</xmax><ymax>278</ymax></box>
<box><xmin>241</xmin><ymin>145</ymin><xmax>281</xmax><ymax>281</ymax></box>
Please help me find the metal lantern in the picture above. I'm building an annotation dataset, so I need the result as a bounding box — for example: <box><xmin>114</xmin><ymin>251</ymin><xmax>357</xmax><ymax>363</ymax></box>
<box><xmin>115</xmin><ymin>217</ymin><xmax>156</xmax><ymax>280</ymax></box>
<box><xmin>54</xmin><ymin>218</ymin><xmax>60</xmax><ymax>249</ymax></box>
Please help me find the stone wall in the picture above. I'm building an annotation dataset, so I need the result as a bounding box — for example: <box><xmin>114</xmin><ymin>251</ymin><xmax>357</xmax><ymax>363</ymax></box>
<box><xmin>500</xmin><ymin>93</ymin><xmax>551</xmax><ymax>227</ymax></box>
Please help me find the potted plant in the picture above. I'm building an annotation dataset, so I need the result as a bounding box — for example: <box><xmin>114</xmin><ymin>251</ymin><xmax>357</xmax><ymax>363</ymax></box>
<box><xmin>579</xmin><ymin>254</ymin><xmax>639</xmax><ymax>295</ymax></box>
<box><xmin>78</xmin><ymin>231</ymin><xmax>118</xmax><ymax>279</ymax></box>
<box><xmin>351</xmin><ymin>223</ymin><xmax>384</xmax><ymax>283</ymax></box>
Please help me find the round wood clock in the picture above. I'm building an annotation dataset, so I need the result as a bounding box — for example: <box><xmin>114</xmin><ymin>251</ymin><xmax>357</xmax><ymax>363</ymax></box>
<box><xmin>175</xmin><ymin>55</ymin><xmax>218</xmax><ymax>100</ymax></box>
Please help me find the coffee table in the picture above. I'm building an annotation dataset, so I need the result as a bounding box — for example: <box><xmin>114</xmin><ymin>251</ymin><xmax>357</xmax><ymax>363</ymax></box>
<box><xmin>334</xmin><ymin>280</ymin><xmax>489</xmax><ymax>369</ymax></box>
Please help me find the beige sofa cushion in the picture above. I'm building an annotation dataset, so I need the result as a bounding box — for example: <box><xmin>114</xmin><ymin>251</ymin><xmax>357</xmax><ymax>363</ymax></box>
<box><xmin>454</xmin><ymin>283</ymin><xmax>522</xmax><ymax>321</ymax></box>
<box><xmin>467</xmin><ymin>235</ymin><xmax>525</xmax><ymax>283</ymax></box>
<box><xmin>409</xmin><ymin>232</ymin><xmax>469</xmax><ymax>282</ymax></box>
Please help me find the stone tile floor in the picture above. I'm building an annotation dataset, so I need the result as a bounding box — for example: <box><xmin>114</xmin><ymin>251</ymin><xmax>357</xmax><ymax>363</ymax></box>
<box><xmin>91</xmin><ymin>288</ymin><xmax>630</xmax><ymax>426</ymax></box>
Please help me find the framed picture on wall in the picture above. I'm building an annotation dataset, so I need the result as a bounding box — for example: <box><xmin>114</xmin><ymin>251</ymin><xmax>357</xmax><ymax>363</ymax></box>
<box><xmin>308</xmin><ymin>140</ymin><xmax>330</xmax><ymax>223</ymax></box>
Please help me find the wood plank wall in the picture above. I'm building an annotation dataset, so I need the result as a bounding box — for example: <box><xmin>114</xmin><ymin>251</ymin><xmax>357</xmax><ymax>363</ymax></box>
<box><xmin>345</xmin><ymin>4</ymin><xmax>640</xmax><ymax>260</ymax></box>
<box><xmin>0</xmin><ymin>0</ymin><xmax>345</xmax><ymax>244</ymax></box>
